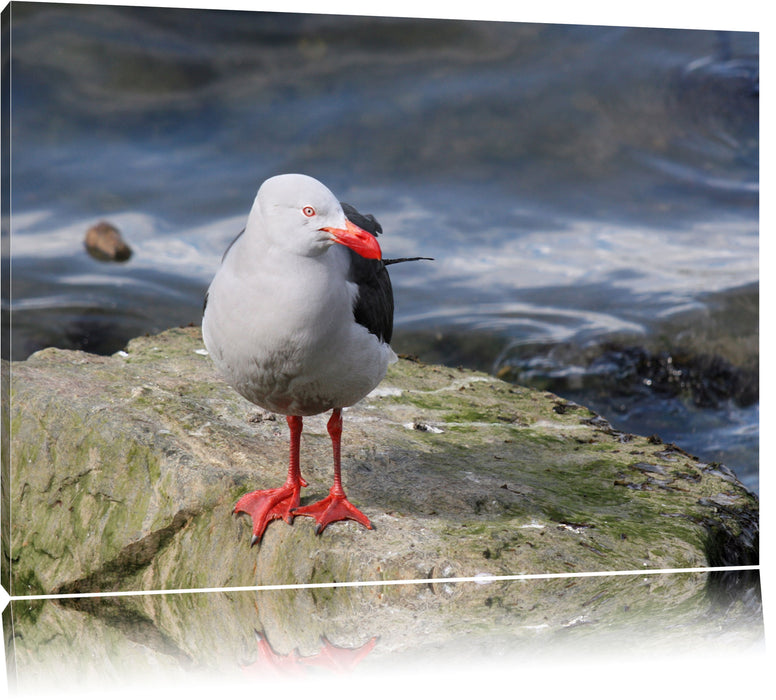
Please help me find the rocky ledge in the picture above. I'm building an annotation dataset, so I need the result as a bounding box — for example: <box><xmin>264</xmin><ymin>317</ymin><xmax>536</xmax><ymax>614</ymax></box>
<box><xmin>2</xmin><ymin>325</ymin><xmax>758</xmax><ymax>596</ymax></box>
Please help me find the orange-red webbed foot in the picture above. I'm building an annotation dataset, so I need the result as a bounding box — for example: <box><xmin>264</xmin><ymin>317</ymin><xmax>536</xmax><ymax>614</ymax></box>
<box><xmin>234</xmin><ymin>477</ymin><xmax>307</xmax><ymax>545</ymax></box>
<box><xmin>292</xmin><ymin>488</ymin><xmax>372</xmax><ymax>534</ymax></box>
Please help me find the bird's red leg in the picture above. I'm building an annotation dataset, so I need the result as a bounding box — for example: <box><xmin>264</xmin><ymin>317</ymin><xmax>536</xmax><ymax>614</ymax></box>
<box><xmin>234</xmin><ymin>415</ymin><xmax>308</xmax><ymax>546</ymax></box>
<box><xmin>292</xmin><ymin>408</ymin><xmax>373</xmax><ymax>534</ymax></box>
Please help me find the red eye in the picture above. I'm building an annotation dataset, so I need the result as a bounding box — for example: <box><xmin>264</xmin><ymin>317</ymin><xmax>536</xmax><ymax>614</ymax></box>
<box><xmin>302</xmin><ymin>206</ymin><xmax>316</xmax><ymax>217</ymax></box>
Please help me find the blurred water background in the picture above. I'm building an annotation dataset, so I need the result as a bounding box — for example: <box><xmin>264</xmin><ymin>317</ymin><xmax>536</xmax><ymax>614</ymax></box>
<box><xmin>5</xmin><ymin>4</ymin><xmax>759</xmax><ymax>492</ymax></box>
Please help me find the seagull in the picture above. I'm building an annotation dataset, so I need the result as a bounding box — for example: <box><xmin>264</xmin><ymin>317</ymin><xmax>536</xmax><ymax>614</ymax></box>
<box><xmin>202</xmin><ymin>173</ymin><xmax>424</xmax><ymax>546</ymax></box>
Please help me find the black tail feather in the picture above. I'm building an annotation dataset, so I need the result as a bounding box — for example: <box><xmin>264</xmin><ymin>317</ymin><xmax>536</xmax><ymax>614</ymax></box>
<box><xmin>384</xmin><ymin>257</ymin><xmax>434</xmax><ymax>265</ymax></box>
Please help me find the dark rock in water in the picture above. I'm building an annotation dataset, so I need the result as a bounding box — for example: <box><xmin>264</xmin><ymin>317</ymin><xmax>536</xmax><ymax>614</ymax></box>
<box><xmin>587</xmin><ymin>344</ymin><xmax>758</xmax><ymax>408</ymax></box>
<box><xmin>84</xmin><ymin>221</ymin><xmax>132</xmax><ymax>262</ymax></box>
<box><xmin>497</xmin><ymin>342</ymin><xmax>758</xmax><ymax>410</ymax></box>
<box><xmin>2</xmin><ymin>326</ymin><xmax>758</xmax><ymax>597</ymax></box>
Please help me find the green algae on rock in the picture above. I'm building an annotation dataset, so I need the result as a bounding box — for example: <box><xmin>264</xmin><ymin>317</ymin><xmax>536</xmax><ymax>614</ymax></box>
<box><xmin>2</xmin><ymin>326</ymin><xmax>758</xmax><ymax>595</ymax></box>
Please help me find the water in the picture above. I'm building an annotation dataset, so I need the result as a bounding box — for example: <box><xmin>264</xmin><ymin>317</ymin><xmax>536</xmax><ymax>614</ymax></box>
<box><xmin>5</xmin><ymin>6</ymin><xmax>759</xmax><ymax>492</ymax></box>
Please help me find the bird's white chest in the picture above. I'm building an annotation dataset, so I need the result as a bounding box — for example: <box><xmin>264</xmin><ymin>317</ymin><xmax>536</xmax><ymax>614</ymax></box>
<box><xmin>202</xmin><ymin>241</ymin><xmax>390</xmax><ymax>415</ymax></box>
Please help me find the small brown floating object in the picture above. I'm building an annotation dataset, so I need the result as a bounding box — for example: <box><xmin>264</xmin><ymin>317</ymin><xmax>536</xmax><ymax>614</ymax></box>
<box><xmin>84</xmin><ymin>221</ymin><xmax>133</xmax><ymax>262</ymax></box>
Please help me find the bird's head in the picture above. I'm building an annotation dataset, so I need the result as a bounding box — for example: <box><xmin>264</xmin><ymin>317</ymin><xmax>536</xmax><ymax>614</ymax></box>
<box><xmin>250</xmin><ymin>174</ymin><xmax>382</xmax><ymax>260</ymax></box>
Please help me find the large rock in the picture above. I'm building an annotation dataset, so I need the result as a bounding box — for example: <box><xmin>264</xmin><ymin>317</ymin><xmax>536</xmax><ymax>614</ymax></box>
<box><xmin>2</xmin><ymin>326</ymin><xmax>758</xmax><ymax>596</ymax></box>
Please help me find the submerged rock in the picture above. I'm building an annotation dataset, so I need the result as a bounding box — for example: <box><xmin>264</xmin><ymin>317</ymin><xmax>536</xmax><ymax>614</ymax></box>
<box><xmin>497</xmin><ymin>342</ymin><xmax>759</xmax><ymax>409</ymax></box>
<box><xmin>2</xmin><ymin>326</ymin><xmax>758</xmax><ymax>596</ymax></box>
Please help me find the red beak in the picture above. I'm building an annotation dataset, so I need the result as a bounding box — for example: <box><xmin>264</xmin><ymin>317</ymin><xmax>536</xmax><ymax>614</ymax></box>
<box><xmin>324</xmin><ymin>219</ymin><xmax>382</xmax><ymax>260</ymax></box>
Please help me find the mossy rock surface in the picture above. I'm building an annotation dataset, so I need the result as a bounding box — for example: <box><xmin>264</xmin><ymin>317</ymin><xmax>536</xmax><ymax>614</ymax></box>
<box><xmin>3</xmin><ymin>326</ymin><xmax>758</xmax><ymax>596</ymax></box>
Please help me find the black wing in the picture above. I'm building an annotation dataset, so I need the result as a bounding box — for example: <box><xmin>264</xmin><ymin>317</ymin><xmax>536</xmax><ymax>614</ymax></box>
<box><xmin>340</xmin><ymin>202</ymin><xmax>394</xmax><ymax>344</ymax></box>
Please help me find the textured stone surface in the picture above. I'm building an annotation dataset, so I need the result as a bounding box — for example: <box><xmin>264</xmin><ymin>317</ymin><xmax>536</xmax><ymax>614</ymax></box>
<box><xmin>3</xmin><ymin>326</ymin><xmax>758</xmax><ymax>596</ymax></box>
